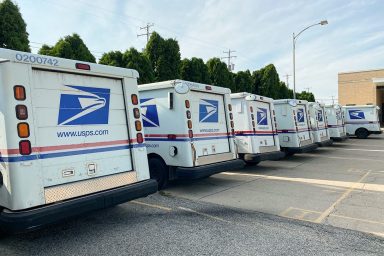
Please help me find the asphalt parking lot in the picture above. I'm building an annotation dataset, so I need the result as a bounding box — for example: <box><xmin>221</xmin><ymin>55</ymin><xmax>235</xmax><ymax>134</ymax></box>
<box><xmin>1</xmin><ymin>135</ymin><xmax>384</xmax><ymax>255</ymax></box>
<box><xmin>1</xmin><ymin>193</ymin><xmax>383</xmax><ymax>255</ymax></box>
<box><xmin>166</xmin><ymin>133</ymin><xmax>384</xmax><ymax>238</ymax></box>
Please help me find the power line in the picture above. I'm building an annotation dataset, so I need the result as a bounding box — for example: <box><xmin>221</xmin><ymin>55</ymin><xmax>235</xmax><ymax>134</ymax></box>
<box><xmin>137</xmin><ymin>23</ymin><xmax>154</xmax><ymax>44</ymax></box>
<box><xmin>221</xmin><ymin>49</ymin><xmax>237</xmax><ymax>71</ymax></box>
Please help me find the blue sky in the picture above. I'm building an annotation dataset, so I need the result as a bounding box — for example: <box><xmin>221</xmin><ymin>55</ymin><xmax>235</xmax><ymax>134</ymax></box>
<box><xmin>14</xmin><ymin>0</ymin><xmax>384</xmax><ymax>103</ymax></box>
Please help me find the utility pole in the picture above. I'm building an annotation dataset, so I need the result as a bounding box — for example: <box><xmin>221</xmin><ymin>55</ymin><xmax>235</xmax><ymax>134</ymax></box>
<box><xmin>222</xmin><ymin>49</ymin><xmax>237</xmax><ymax>71</ymax></box>
<box><xmin>285</xmin><ymin>74</ymin><xmax>291</xmax><ymax>88</ymax></box>
<box><xmin>304</xmin><ymin>87</ymin><xmax>311</xmax><ymax>93</ymax></box>
<box><xmin>137</xmin><ymin>23</ymin><xmax>154</xmax><ymax>44</ymax></box>
<box><xmin>331</xmin><ymin>96</ymin><xmax>335</xmax><ymax>104</ymax></box>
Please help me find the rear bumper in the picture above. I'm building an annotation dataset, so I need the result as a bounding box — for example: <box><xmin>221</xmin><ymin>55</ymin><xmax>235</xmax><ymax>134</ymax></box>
<box><xmin>0</xmin><ymin>179</ymin><xmax>158</xmax><ymax>234</ymax></box>
<box><xmin>316</xmin><ymin>139</ymin><xmax>333</xmax><ymax>147</ymax></box>
<box><xmin>283</xmin><ymin>143</ymin><xmax>318</xmax><ymax>153</ymax></box>
<box><xmin>175</xmin><ymin>159</ymin><xmax>245</xmax><ymax>179</ymax></box>
<box><xmin>243</xmin><ymin>151</ymin><xmax>285</xmax><ymax>163</ymax></box>
<box><xmin>331</xmin><ymin>135</ymin><xmax>349</xmax><ymax>141</ymax></box>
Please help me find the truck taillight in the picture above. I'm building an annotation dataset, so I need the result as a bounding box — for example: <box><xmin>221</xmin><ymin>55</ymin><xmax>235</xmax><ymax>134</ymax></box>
<box><xmin>19</xmin><ymin>140</ymin><xmax>31</xmax><ymax>155</ymax></box>
<box><xmin>231</xmin><ymin>129</ymin><xmax>235</xmax><ymax>135</ymax></box>
<box><xmin>17</xmin><ymin>123</ymin><xmax>30</xmax><ymax>138</ymax></box>
<box><xmin>273</xmin><ymin>110</ymin><xmax>275</xmax><ymax>116</ymax></box>
<box><xmin>133</xmin><ymin>108</ymin><xmax>140</xmax><ymax>118</ymax></box>
<box><xmin>14</xmin><ymin>86</ymin><xmax>26</xmax><ymax>100</ymax></box>
<box><xmin>251</xmin><ymin>114</ymin><xmax>254</xmax><ymax>120</ymax></box>
<box><xmin>135</xmin><ymin>120</ymin><xmax>142</xmax><ymax>131</ymax></box>
<box><xmin>131</xmin><ymin>94</ymin><xmax>139</xmax><ymax>105</ymax></box>
<box><xmin>16</xmin><ymin>105</ymin><xmax>28</xmax><ymax>120</ymax></box>
<box><xmin>187</xmin><ymin>120</ymin><xmax>192</xmax><ymax>129</ymax></box>
<box><xmin>250</xmin><ymin>106</ymin><xmax>253</xmax><ymax>113</ymax></box>
<box><xmin>185</xmin><ymin>100</ymin><xmax>190</xmax><ymax>108</ymax></box>
<box><xmin>228</xmin><ymin>104</ymin><xmax>232</xmax><ymax>111</ymax></box>
<box><xmin>188</xmin><ymin>130</ymin><xmax>193</xmax><ymax>138</ymax></box>
<box><xmin>75</xmin><ymin>63</ymin><xmax>91</xmax><ymax>70</ymax></box>
<box><xmin>205</xmin><ymin>86</ymin><xmax>212</xmax><ymax>90</ymax></box>
<box><xmin>186</xmin><ymin>110</ymin><xmax>191</xmax><ymax>119</ymax></box>
<box><xmin>229</xmin><ymin>113</ymin><xmax>233</xmax><ymax>120</ymax></box>
<box><xmin>230</xmin><ymin>121</ymin><xmax>234</xmax><ymax>128</ymax></box>
<box><xmin>137</xmin><ymin>133</ymin><xmax>144</xmax><ymax>143</ymax></box>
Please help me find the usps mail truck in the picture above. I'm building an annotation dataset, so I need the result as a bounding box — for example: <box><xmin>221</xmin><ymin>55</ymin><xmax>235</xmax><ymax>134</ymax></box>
<box><xmin>343</xmin><ymin>105</ymin><xmax>382</xmax><ymax>139</ymax></box>
<box><xmin>273</xmin><ymin>99</ymin><xmax>318</xmax><ymax>154</ymax></box>
<box><xmin>324</xmin><ymin>104</ymin><xmax>348</xmax><ymax>141</ymax></box>
<box><xmin>138</xmin><ymin>80</ymin><xmax>244</xmax><ymax>189</ymax></box>
<box><xmin>308</xmin><ymin>102</ymin><xmax>333</xmax><ymax>146</ymax></box>
<box><xmin>0</xmin><ymin>48</ymin><xmax>157</xmax><ymax>233</ymax></box>
<box><xmin>230</xmin><ymin>92</ymin><xmax>284</xmax><ymax>164</ymax></box>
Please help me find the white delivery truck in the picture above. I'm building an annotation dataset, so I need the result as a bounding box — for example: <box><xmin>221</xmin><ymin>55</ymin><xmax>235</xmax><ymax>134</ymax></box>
<box><xmin>138</xmin><ymin>80</ymin><xmax>244</xmax><ymax>189</ymax></box>
<box><xmin>324</xmin><ymin>104</ymin><xmax>348</xmax><ymax>141</ymax></box>
<box><xmin>343</xmin><ymin>105</ymin><xmax>382</xmax><ymax>139</ymax></box>
<box><xmin>230</xmin><ymin>92</ymin><xmax>284</xmax><ymax>164</ymax></box>
<box><xmin>308</xmin><ymin>102</ymin><xmax>333</xmax><ymax>146</ymax></box>
<box><xmin>273</xmin><ymin>99</ymin><xmax>318</xmax><ymax>154</ymax></box>
<box><xmin>0</xmin><ymin>48</ymin><xmax>157</xmax><ymax>233</ymax></box>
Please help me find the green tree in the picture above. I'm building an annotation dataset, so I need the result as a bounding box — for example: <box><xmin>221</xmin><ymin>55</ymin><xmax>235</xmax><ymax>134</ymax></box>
<box><xmin>99</xmin><ymin>48</ymin><xmax>155</xmax><ymax>84</ymax></box>
<box><xmin>206</xmin><ymin>58</ymin><xmax>234</xmax><ymax>90</ymax></box>
<box><xmin>145</xmin><ymin>32</ymin><xmax>181</xmax><ymax>81</ymax></box>
<box><xmin>297</xmin><ymin>91</ymin><xmax>315</xmax><ymax>102</ymax></box>
<box><xmin>234</xmin><ymin>70</ymin><xmax>252</xmax><ymax>93</ymax></box>
<box><xmin>99</xmin><ymin>51</ymin><xmax>124</xmax><ymax>67</ymax></box>
<box><xmin>0</xmin><ymin>0</ymin><xmax>30</xmax><ymax>52</ymax></box>
<box><xmin>38</xmin><ymin>33</ymin><xmax>95</xmax><ymax>63</ymax></box>
<box><xmin>180</xmin><ymin>57</ymin><xmax>211</xmax><ymax>84</ymax></box>
<box><xmin>123</xmin><ymin>48</ymin><xmax>155</xmax><ymax>84</ymax></box>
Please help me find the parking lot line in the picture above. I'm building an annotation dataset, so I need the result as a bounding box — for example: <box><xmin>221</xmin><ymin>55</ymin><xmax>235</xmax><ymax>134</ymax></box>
<box><xmin>280</xmin><ymin>207</ymin><xmax>384</xmax><ymax>229</ymax></box>
<box><xmin>178</xmin><ymin>206</ymin><xmax>232</xmax><ymax>223</ymax></box>
<box><xmin>131</xmin><ymin>200</ymin><xmax>173</xmax><ymax>211</ymax></box>
<box><xmin>304</xmin><ymin>154</ymin><xmax>384</xmax><ymax>163</ymax></box>
<box><xmin>222</xmin><ymin>171</ymin><xmax>384</xmax><ymax>193</ymax></box>
<box><xmin>333</xmin><ymin>148</ymin><xmax>384</xmax><ymax>152</ymax></box>
<box><xmin>314</xmin><ymin>171</ymin><xmax>371</xmax><ymax>224</ymax></box>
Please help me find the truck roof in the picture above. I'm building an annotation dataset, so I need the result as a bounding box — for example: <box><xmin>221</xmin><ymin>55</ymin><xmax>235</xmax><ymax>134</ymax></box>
<box><xmin>0</xmin><ymin>48</ymin><xmax>139</xmax><ymax>79</ymax></box>
<box><xmin>309</xmin><ymin>102</ymin><xmax>325</xmax><ymax>108</ymax></box>
<box><xmin>230</xmin><ymin>92</ymin><xmax>273</xmax><ymax>103</ymax></box>
<box><xmin>139</xmin><ymin>79</ymin><xmax>231</xmax><ymax>94</ymax></box>
<box><xmin>273</xmin><ymin>99</ymin><xmax>308</xmax><ymax>105</ymax></box>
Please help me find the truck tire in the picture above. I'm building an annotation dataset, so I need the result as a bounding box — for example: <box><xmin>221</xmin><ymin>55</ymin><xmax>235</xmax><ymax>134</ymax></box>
<box><xmin>148</xmin><ymin>157</ymin><xmax>168</xmax><ymax>190</ymax></box>
<box><xmin>355</xmin><ymin>128</ymin><xmax>369</xmax><ymax>139</ymax></box>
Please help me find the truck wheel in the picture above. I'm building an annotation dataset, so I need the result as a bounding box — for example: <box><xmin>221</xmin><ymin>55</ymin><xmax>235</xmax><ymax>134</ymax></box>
<box><xmin>355</xmin><ymin>128</ymin><xmax>369</xmax><ymax>139</ymax></box>
<box><xmin>148</xmin><ymin>157</ymin><xmax>168</xmax><ymax>190</ymax></box>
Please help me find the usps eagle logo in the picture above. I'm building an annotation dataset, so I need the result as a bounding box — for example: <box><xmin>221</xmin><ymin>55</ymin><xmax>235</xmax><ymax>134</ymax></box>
<box><xmin>140</xmin><ymin>98</ymin><xmax>160</xmax><ymax>127</ymax></box>
<box><xmin>199</xmin><ymin>99</ymin><xmax>219</xmax><ymax>123</ymax></box>
<box><xmin>257</xmin><ymin>108</ymin><xmax>268</xmax><ymax>125</ymax></box>
<box><xmin>58</xmin><ymin>85</ymin><xmax>110</xmax><ymax>125</ymax></box>
<box><xmin>349</xmin><ymin>110</ymin><xmax>365</xmax><ymax>120</ymax></box>
<box><xmin>297</xmin><ymin>108</ymin><xmax>305</xmax><ymax>123</ymax></box>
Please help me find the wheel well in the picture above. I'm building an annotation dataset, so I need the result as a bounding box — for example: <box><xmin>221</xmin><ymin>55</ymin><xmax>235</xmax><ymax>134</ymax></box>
<box><xmin>147</xmin><ymin>153</ymin><xmax>165</xmax><ymax>164</ymax></box>
<box><xmin>355</xmin><ymin>127</ymin><xmax>368</xmax><ymax>134</ymax></box>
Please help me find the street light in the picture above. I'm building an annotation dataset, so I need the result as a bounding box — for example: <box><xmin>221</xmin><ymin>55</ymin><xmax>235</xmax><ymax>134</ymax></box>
<box><xmin>292</xmin><ymin>20</ymin><xmax>328</xmax><ymax>99</ymax></box>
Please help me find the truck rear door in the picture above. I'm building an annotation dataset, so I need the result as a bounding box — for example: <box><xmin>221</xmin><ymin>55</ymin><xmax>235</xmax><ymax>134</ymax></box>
<box><xmin>190</xmin><ymin>91</ymin><xmax>230</xmax><ymax>156</ymax></box>
<box><xmin>317</xmin><ymin>108</ymin><xmax>327</xmax><ymax>138</ymax></box>
<box><xmin>31</xmin><ymin>69</ymin><xmax>134</xmax><ymax>188</ymax></box>
<box><xmin>253</xmin><ymin>100</ymin><xmax>276</xmax><ymax>146</ymax></box>
<box><xmin>295</xmin><ymin>104</ymin><xmax>311</xmax><ymax>142</ymax></box>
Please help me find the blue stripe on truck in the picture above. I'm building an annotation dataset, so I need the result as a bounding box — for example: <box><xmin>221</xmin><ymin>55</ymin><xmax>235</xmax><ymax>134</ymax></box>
<box><xmin>0</xmin><ymin>144</ymin><xmax>146</xmax><ymax>163</ymax></box>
